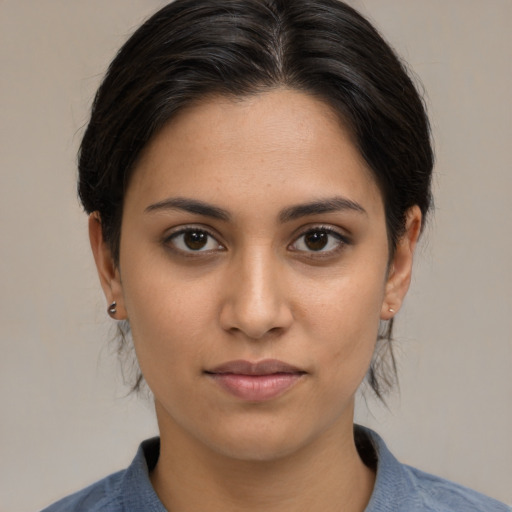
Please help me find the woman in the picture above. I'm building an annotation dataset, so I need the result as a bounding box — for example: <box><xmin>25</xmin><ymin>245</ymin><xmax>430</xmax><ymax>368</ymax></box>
<box><xmin>41</xmin><ymin>0</ymin><xmax>509</xmax><ymax>510</ymax></box>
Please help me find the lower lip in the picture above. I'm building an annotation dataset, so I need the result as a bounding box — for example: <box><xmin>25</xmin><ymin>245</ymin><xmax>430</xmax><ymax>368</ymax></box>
<box><xmin>208</xmin><ymin>373</ymin><xmax>304</xmax><ymax>402</ymax></box>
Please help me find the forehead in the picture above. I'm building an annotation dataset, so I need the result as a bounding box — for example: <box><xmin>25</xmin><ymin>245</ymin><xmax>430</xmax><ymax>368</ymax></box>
<box><xmin>127</xmin><ymin>88</ymin><xmax>383</xmax><ymax>217</ymax></box>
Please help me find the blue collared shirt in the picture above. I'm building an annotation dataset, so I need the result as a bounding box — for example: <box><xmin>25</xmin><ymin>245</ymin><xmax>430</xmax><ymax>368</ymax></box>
<box><xmin>41</xmin><ymin>427</ymin><xmax>510</xmax><ymax>511</ymax></box>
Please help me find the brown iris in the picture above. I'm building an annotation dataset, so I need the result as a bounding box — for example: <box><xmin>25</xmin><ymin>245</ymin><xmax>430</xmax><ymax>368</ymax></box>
<box><xmin>304</xmin><ymin>230</ymin><xmax>329</xmax><ymax>251</ymax></box>
<box><xmin>184</xmin><ymin>230</ymin><xmax>208</xmax><ymax>250</ymax></box>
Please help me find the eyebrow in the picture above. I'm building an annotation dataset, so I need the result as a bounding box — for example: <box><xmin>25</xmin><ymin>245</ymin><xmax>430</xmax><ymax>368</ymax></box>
<box><xmin>144</xmin><ymin>197</ymin><xmax>231</xmax><ymax>221</ymax></box>
<box><xmin>278</xmin><ymin>196</ymin><xmax>367</xmax><ymax>223</ymax></box>
<box><xmin>144</xmin><ymin>195</ymin><xmax>366</xmax><ymax>223</ymax></box>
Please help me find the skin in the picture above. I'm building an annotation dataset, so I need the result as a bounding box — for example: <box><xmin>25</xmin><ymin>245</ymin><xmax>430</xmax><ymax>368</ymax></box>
<box><xmin>90</xmin><ymin>89</ymin><xmax>421</xmax><ymax>512</ymax></box>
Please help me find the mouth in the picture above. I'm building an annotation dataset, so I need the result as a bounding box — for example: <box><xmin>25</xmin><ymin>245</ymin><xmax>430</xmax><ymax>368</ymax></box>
<box><xmin>204</xmin><ymin>359</ymin><xmax>307</xmax><ymax>402</ymax></box>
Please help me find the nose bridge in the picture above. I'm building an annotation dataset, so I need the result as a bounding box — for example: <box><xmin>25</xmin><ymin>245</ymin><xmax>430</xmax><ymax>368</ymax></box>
<box><xmin>220</xmin><ymin>242</ymin><xmax>292</xmax><ymax>339</ymax></box>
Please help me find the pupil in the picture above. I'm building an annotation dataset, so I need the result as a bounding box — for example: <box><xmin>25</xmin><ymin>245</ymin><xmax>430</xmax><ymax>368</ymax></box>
<box><xmin>184</xmin><ymin>231</ymin><xmax>208</xmax><ymax>250</ymax></box>
<box><xmin>305</xmin><ymin>231</ymin><xmax>328</xmax><ymax>251</ymax></box>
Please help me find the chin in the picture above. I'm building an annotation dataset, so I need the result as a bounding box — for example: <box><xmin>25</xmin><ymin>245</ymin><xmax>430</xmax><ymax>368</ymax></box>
<box><xmin>210</xmin><ymin>434</ymin><xmax>305</xmax><ymax>463</ymax></box>
<box><xmin>198</xmin><ymin>416</ymin><xmax>322</xmax><ymax>463</ymax></box>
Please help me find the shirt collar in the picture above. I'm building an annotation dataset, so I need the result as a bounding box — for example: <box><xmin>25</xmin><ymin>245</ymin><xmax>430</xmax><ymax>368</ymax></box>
<box><xmin>118</xmin><ymin>437</ymin><xmax>167</xmax><ymax>511</ymax></box>
<box><xmin>357</xmin><ymin>425</ymin><xmax>413</xmax><ymax>511</ymax></box>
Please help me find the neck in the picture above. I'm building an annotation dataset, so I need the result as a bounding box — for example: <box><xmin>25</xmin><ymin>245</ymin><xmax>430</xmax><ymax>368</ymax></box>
<box><xmin>150</xmin><ymin>404</ymin><xmax>375</xmax><ymax>512</ymax></box>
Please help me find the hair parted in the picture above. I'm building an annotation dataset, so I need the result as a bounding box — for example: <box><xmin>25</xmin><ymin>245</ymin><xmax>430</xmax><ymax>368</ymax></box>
<box><xmin>79</xmin><ymin>0</ymin><xmax>434</xmax><ymax>401</ymax></box>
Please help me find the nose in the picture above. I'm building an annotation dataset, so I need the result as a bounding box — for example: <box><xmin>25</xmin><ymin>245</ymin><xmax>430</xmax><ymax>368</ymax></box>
<box><xmin>219</xmin><ymin>247</ymin><xmax>294</xmax><ymax>340</ymax></box>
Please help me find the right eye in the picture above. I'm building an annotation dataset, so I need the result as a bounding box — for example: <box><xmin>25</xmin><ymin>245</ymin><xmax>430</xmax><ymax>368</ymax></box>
<box><xmin>165</xmin><ymin>228</ymin><xmax>224</xmax><ymax>253</ymax></box>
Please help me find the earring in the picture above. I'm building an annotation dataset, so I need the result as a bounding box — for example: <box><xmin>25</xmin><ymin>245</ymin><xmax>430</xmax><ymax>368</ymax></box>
<box><xmin>108</xmin><ymin>301</ymin><xmax>117</xmax><ymax>317</ymax></box>
<box><xmin>388</xmin><ymin>308</ymin><xmax>395</xmax><ymax>313</ymax></box>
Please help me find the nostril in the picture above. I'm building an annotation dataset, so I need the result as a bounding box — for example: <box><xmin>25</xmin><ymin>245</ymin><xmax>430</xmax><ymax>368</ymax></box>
<box><xmin>226</xmin><ymin>324</ymin><xmax>285</xmax><ymax>341</ymax></box>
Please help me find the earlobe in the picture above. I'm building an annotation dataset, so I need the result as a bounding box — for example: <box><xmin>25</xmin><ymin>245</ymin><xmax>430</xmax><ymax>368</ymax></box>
<box><xmin>88</xmin><ymin>213</ymin><xmax>127</xmax><ymax>319</ymax></box>
<box><xmin>381</xmin><ymin>206</ymin><xmax>422</xmax><ymax>320</ymax></box>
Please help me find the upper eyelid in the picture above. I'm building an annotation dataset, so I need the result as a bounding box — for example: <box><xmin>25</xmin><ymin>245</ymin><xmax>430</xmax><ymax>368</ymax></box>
<box><xmin>163</xmin><ymin>224</ymin><xmax>222</xmax><ymax>241</ymax></box>
<box><xmin>292</xmin><ymin>224</ymin><xmax>350</xmax><ymax>241</ymax></box>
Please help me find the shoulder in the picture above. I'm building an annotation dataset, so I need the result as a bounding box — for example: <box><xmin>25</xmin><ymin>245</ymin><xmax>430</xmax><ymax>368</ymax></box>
<box><xmin>357</xmin><ymin>426</ymin><xmax>510</xmax><ymax>512</ymax></box>
<box><xmin>39</xmin><ymin>470</ymin><xmax>125</xmax><ymax>512</ymax></box>
<box><xmin>401</xmin><ymin>464</ymin><xmax>510</xmax><ymax>512</ymax></box>
<box><xmin>39</xmin><ymin>437</ymin><xmax>164</xmax><ymax>512</ymax></box>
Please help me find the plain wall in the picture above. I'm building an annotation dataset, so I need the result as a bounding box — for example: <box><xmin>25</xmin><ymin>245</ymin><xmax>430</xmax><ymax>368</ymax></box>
<box><xmin>0</xmin><ymin>1</ymin><xmax>510</xmax><ymax>510</ymax></box>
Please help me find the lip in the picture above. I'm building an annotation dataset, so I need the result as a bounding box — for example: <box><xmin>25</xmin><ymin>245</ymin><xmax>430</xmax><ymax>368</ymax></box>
<box><xmin>205</xmin><ymin>359</ymin><xmax>306</xmax><ymax>402</ymax></box>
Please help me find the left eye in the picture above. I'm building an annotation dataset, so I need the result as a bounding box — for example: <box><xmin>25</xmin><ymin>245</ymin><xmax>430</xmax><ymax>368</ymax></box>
<box><xmin>167</xmin><ymin>228</ymin><xmax>223</xmax><ymax>252</ymax></box>
<box><xmin>290</xmin><ymin>228</ymin><xmax>345</xmax><ymax>253</ymax></box>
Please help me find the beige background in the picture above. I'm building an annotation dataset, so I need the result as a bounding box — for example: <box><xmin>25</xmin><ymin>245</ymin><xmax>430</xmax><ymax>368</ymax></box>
<box><xmin>0</xmin><ymin>1</ymin><xmax>510</xmax><ymax>510</ymax></box>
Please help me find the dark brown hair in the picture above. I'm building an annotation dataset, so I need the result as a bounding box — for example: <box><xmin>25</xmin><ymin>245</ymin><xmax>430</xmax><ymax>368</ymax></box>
<box><xmin>79</xmin><ymin>0</ymin><xmax>434</xmax><ymax>400</ymax></box>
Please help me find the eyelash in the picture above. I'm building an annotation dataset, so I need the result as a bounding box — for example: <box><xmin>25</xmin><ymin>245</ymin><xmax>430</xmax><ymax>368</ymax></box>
<box><xmin>162</xmin><ymin>225</ymin><xmax>349</xmax><ymax>257</ymax></box>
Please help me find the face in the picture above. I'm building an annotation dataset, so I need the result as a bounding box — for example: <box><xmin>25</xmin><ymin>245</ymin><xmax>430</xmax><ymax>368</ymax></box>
<box><xmin>91</xmin><ymin>89</ymin><xmax>420</xmax><ymax>462</ymax></box>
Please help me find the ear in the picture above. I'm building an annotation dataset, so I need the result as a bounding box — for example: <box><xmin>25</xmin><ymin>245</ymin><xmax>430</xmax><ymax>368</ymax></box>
<box><xmin>381</xmin><ymin>206</ymin><xmax>422</xmax><ymax>320</ymax></box>
<box><xmin>88</xmin><ymin>212</ymin><xmax>127</xmax><ymax>319</ymax></box>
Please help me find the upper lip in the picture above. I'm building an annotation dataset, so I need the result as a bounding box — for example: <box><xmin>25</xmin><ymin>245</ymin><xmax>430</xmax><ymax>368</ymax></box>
<box><xmin>206</xmin><ymin>359</ymin><xmax>306</xmax><ymax>376</ymax></box>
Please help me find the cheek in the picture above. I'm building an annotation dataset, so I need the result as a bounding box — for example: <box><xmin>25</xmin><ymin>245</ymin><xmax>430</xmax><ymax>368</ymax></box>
<box><xmin>300</xmin><ymin>264</ymin><xmax>387</xmax><ymax>383</ymax></box>
<box><xmin>119</xmin><ymin>260</ymin><xmax>218</xmax><ymax>384</ymax></box>
<box><xmin>301</xmin><ymin>262</ymin><xmax>386</xmax><ymax>332</ymax></box>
